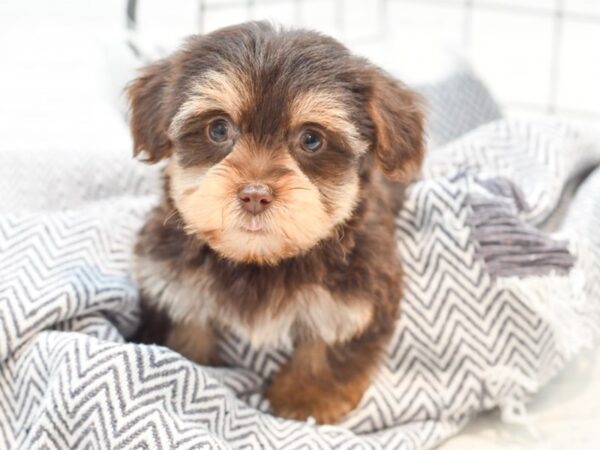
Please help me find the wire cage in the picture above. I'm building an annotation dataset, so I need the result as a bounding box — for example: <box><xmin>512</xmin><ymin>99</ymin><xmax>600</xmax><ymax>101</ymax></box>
<box><xmin>124</xmin><ymin>0</ymin><xmax>600</xmax><ymax>122</ymax></box>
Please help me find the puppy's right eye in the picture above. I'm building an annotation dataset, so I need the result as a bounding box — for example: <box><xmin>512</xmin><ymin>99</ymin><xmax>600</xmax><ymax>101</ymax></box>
<box><xmin>300</xmin><ymin>130</ymin><xmax>324</xmax><ymax>153</ymax></box>
<box><xmin>207</xmin><ymin>118</ymin><xmax>231</xmax><ymax>143</ymax></box>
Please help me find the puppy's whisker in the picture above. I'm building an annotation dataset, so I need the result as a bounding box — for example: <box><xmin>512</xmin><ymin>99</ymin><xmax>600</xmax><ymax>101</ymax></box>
<box><xmin>163</xmin><ymin>208</ymin><xmax>179</xmax><ymax>226</ymax></box>
<box><xmin>335</xmin><ymin>225</ymin><xmax>345</xmax><ymax>242</ymax></box>
<box><xmin>284</xmin><ymin>186</ymin><xmax>312</xmax><ymax>192</ymax></box>
<box><xmin>220</xmin><ymin>202</ymin><xmax>230</xmax><ymax>231</ymax></box>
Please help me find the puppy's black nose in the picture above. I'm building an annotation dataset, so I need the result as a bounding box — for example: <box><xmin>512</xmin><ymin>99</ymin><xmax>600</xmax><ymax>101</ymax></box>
<box><xmin>238</xmin><ymin>183</ymin><xmax>273</xmax><ymax>214</ymax></box>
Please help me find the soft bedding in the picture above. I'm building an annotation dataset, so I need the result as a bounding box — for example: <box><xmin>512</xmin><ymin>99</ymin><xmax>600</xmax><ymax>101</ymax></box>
<box><xmin>1</xmin><ymin>116</ymin><xmax>599</xmax><ymax>449</ymax></box>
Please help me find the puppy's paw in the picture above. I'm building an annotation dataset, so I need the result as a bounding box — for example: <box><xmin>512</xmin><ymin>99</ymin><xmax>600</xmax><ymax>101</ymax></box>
<box><xmin>266</xmin><ymin>365</ymin><xmax>365</xmax><ymax>424</ymax></box>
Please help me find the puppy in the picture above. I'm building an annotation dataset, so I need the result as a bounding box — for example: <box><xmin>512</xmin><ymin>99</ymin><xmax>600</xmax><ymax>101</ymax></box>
<box><xmin>128</xmin><ymin>22</ymin><xmax>424</xmax><ymax>424</ymax></box>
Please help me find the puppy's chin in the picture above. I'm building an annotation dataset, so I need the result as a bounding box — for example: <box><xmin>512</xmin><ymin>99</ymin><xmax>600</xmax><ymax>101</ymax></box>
<box><xmin>186</xmin><ymin>202</ymin><xmax>338</xmax><ymax>265</ymax></box>
<box><xmin>201</xmin><ymin>226</ymin><xmax>321</xmax><ymax>265</ymax></box>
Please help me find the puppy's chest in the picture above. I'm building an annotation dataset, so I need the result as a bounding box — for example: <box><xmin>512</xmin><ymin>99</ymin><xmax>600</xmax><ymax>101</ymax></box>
<box><xmin>216</xmin><ymin>283</ymin><xmax>372</xmax><ymax>349</ymax></box>
<box><xmin>136</xmin><ymin>258</ymin><xmax>372</xmax><ymax>349</ymax></box>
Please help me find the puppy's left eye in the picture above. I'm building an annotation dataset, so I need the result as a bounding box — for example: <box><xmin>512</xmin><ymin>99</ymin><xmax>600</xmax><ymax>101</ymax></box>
<box><xmin>208</xmin><ymin>118</ymin><xmax>231</xmax><ymax>143</ymax></box>
<box><xmin>300</xmin><ymin>130</ymin><xmax>324</xmax><ymax>153</ymax></box>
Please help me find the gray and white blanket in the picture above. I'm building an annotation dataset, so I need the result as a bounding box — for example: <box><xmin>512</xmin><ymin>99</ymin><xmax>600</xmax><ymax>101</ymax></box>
<box><xmin>1</xmin><ymin>95</ymin><xmax>600</xmax><ymax>449</ymax></box>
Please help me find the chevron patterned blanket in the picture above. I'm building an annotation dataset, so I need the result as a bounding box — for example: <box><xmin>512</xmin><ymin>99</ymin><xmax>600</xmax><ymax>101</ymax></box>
<box><xmin>1</xmin><ymin>118</ymin><xmax>600</xmax><ymax>449</ymax></box>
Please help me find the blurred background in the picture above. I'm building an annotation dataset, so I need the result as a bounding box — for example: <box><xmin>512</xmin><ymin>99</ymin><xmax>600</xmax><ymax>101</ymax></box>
<box><xmin>0</xmin><ymin>1</ymin><xmax>599</xmax><ymax>449</ymax></box>
<box><xmin>2</xmin><ymin>0</ymin><xmax>600</xmax><ymax>124</ymax></box>
<box><xmin>125</xmin><ymin>0</ymin><xmax>600</xmax><ymax>122</ymax></box>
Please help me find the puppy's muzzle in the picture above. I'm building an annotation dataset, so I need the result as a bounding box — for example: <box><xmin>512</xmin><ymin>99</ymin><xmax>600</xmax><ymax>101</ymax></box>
<box><xmin>237</xmin><ymin>183</ymin><xmax>273</xmax><ymax>215</ymax></box>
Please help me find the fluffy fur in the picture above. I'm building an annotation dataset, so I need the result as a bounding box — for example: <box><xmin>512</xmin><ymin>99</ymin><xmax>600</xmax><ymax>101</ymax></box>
<box><xmin>129</xmin><ymin>22</ymin><xmax>424</xmax><ymax>424</ymax></box>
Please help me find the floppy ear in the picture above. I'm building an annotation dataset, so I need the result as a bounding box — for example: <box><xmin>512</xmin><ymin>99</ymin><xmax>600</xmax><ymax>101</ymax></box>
<box><xmin>368</xmin><ymin>69</ymin><xmax>425</xmax><ymax>182</ymax></box>
<box><xmin>126</xmin><ymin>59</ymin><xmax>173</xmax><ymax>163</ymax></box>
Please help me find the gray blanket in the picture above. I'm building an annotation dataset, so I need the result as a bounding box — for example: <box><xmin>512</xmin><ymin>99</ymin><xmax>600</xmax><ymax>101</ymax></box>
<box><xmin>1</xmin><ymin>116</ymin><xmax>599</xmax><ymax>449</ymax></box>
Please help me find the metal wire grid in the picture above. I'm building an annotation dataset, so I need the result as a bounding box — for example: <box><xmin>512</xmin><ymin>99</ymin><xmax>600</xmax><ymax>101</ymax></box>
<box><xmin>126</xmin><ymin>0</ymin><xmax>389</xmax><ymax>46</ymax></box>
<box><xmin>460</xmin><ymin>0</ymin><xmax>600</xmax><ymax>118</ymax></box>
<box><xmin>126</xmin><ymin>0</ymin><xmax>600</xmax><ymax>119</ymax></box>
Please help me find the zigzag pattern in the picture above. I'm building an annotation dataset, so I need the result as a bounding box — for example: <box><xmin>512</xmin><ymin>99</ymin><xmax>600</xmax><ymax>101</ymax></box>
<box><xmin>0</xmin><ymin>119</ymin><xmax>599</xmax><ymax>449</ymax></box>
<box><xmin>424</xmin><ymin>118</ymin><xmax>600</xmax><ymax>226</ymax></box>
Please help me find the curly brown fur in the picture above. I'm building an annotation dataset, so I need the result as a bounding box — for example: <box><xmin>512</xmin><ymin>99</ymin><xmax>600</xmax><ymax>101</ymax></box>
<box><xmin>128</xmin><ymin>22</ymin><xmax>424</xmax><ymax>424</ymax></box>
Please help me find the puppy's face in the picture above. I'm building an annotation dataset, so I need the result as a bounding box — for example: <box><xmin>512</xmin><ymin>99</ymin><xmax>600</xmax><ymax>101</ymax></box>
<box><xmin>128</xmin><ymin>23</ymin><xmax>424</xmax><ymax>265</ymax></box>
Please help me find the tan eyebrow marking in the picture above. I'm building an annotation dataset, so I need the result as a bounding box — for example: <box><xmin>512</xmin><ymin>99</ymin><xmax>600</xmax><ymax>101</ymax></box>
<box><xmin>290</xmin><ymin>91</ymin><xmax>368</xmax><ymax>154</ymax></box>
<box><xmin>169</xmin><ymin>68</ymin><xmax>252</xmax><ymax>138</ymax></box>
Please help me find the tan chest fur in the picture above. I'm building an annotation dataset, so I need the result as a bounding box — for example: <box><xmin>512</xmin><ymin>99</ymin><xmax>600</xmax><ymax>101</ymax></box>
<box><xmin>134</xmin><ymin>256</ymin><xmax>373</xmax><ymax>349</ymax></box>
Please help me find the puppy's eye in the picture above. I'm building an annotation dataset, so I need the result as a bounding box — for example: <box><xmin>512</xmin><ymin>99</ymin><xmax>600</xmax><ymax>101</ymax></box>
<box><xmin>207</xmin><ymin>118</ymin><xmax>231</xmax><ymax>143</ymax></box>
<box><xmin>300</xmin><ymin>130</ymin><xmax>324</xmax><ymax>153</ymax></box>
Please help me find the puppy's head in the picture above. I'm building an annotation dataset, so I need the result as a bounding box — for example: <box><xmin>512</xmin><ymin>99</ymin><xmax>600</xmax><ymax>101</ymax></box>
<box><xmin>128</xmin><ymin>22</ymin><xmax>424</xmax><ymax>265</ymax></box>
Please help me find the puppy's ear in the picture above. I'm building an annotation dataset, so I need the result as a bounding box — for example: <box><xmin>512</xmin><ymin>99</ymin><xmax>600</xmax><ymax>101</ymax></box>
<box><xmin>368</xmin><ymin>69</ymin><xmax>425</xmax><ymax>182</ymax></box>
<box><xmin>127</xmin><ymin>59</ymin><xmax>173</xmax><ymax>163</ymax></box>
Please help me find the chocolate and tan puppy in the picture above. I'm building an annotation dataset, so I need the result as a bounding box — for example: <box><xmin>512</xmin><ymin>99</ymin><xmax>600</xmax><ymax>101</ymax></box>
<box><xmin>128</xmin><ymin>22</ymin><xmax>424</xmax><ymax>424</ymax></box>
